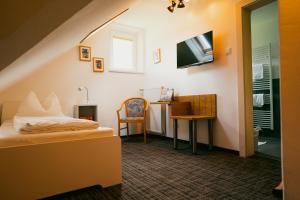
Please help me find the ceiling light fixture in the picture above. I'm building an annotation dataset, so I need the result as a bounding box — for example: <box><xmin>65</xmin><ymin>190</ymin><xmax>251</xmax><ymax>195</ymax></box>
<box><xmin>177</xmin><ymin>0</ymin><xmax>185</xmax><ymax>8</ymax></box>
<box><xmin>167</xmin><ymin>0</ymin><xmax>189</xmax><ymax>13</ymax></box>
<box><xmin>167</xmin><ymin>0</ymin><xmax>176</xmax><ymax>13</ymax></box>
<box><xmin>167</xmin><ymin>5</ymin><xmax>175</xmax><ymax>13</ymax></box>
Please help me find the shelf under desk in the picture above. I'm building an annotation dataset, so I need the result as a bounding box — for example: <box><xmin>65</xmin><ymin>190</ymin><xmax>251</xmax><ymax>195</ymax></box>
<box><xmin>150</xmin><ymin>101</ymin><xmax>174</xmax><ymax>136</ymax></box>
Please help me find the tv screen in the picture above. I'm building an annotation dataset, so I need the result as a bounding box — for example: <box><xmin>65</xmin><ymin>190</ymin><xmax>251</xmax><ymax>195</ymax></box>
<box><xmin>177</xmin><ymin>31</ymin><xmax>214</xmax><ymax>68</ymax></box>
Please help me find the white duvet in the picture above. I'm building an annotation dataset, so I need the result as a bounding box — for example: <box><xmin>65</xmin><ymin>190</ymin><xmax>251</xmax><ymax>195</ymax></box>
<box><xmin>14</xmin><ymin>116</ymin><xmax>99</xmax><ymax>134</ymax></box>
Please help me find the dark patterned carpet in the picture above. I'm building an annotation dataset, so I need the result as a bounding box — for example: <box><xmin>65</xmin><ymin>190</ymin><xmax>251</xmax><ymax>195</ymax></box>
<box><xmin>44</xmin><ymin>136</ymin><xmax>281</xmax><ymax>200</ymax></box>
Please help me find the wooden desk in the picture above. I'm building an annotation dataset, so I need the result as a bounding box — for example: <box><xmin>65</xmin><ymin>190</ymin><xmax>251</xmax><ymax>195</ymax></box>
<box><xmin>170</xmin><ymin>94</ymin><xmax>217</xmax><ymax>154</ymax></box>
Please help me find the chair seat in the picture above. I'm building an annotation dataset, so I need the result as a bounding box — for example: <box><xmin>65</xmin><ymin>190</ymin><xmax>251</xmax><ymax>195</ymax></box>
<box><xmin>120</xmin><ymin>117</ymin><xmax>145</xmax><ymax>123</ymax></box>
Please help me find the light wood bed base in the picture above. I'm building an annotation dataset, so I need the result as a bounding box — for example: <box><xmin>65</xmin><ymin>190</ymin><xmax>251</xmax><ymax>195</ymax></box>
<box><xmin>0</xmin><ymin>101</ymin><xmax>122</xmax><ymax>199</ymax></box>
<box><xmin>0</xmin><ymin>135</ymin><xmax>122</xmax><ymax>200</ymax></box>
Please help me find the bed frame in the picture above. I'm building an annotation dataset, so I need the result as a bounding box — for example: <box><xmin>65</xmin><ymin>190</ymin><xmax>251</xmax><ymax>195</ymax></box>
<box><xmin>0</xmin><ymin>102</ymin><xmax>122</xmax><ymax>200</ymax></box>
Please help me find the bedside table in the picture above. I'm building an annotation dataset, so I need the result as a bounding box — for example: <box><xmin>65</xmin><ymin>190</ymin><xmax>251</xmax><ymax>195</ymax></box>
<box><xmin>74</xmin><ymin>105</ymin><xmax>98</xmax><ymax>121</ymax></box>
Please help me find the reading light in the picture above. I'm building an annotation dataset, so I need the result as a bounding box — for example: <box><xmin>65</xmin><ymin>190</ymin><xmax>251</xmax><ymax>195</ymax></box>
<box><xmin>78</xmin><ymin>86</ymin><xmax>89</xmax><ymax>104</ymax></box>
<box><xmin>178</xmin><ymin>0</ymin><xmax>185</xmax><ymax>8</ymax></box>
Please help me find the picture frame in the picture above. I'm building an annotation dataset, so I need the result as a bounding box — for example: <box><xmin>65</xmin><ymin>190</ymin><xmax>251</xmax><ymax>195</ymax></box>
<box><xmin>93</xmin><ymin>57</ymin><xmax>104</xmax><ymax>72</ymax></box>
<box><xmin>159</xmin><ymin>86</ymin><xmax>174</xmax><ymax>102</ymax></box>
<box><xmin>79</xmin><ymin>45</ymin><xmax>91</xmax><ymax>61</ymax></box>
<box><xmin>153</xmin><ymin>48</ymin><xmax>161</xmax><ymax>64</ymax></box>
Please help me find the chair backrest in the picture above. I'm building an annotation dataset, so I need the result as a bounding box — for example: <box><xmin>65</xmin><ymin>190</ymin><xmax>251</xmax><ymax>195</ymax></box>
<box><xmin>124</xmin><ymin>98</ymin><xmax>148</xmax><ymax>117</ymax></box>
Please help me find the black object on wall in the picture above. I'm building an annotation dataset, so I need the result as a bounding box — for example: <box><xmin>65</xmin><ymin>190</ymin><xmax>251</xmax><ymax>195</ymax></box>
<box><xmin>259</xmin><ymin>78</ymin><xmax>281</xmax><ymax>138</ymax></box>
<box><xmin>272</xmin><ymin>78</ymin><xmax>281</xmax><ymax>138</ymax></box>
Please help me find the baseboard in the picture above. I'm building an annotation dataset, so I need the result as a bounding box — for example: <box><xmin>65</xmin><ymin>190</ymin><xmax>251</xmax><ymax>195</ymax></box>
<box><xmin>254</xmin><ymin>152</ymin><xmax>281</xmax><ymax>161</ymax></box>
<box><xmin>121</xmin><ymin>132</ymin><xmax>239</xmax><ymax>156</ymax></box>
<box><xmin>40</xmin><ymin>185</ymin><xmax>102</xmax><ymax>199</ymax></box>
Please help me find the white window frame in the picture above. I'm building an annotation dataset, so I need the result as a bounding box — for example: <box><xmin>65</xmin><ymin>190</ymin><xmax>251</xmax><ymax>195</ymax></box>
<box><xmin>109</xmin><ymin>23</ymin><xmax>144</xmax><ymax>74</ymax></box>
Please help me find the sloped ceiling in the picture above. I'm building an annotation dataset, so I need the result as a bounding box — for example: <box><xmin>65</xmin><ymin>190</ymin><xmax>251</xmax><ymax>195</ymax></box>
<box><xmin>0</xmin><ymin>0</ymin><xmax>135</xmax><ymax>93</ymax></box>
<box><xmin>0</xmin><ymin>0</ymin><xmax>92</xmax><ymax>70</ymax></box>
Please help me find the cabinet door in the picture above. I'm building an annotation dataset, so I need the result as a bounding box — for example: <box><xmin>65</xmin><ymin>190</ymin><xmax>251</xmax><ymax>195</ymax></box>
<box><xmin>75</xmin><ymin>106</ymin><xmax>97</xmax><ymax>121</ymax></box>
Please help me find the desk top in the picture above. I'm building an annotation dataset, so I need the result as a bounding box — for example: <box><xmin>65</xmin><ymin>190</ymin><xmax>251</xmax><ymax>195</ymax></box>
<box><xmin>170</xmin><ymin>115</ymin><xmax>216</xmax><ymax>120</ymax></box>
<box><xmin>150</xmin><ymin>101</ymin><xmax>174</xmax><ymax>105</ymax></box>
<box><xmin>151</xmin><ymin>94</ymin><xmax>217</xmax><ymax>121</ymax></box>
<box><xmin>173</xmin><ymin>94</ymin><xmax>217</xmax><ymax>117</ymax></box>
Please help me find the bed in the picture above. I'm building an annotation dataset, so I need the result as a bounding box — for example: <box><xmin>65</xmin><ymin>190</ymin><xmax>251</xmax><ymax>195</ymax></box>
<box><xmin>0</xmin><ymin>101</ymin><xmax>122</xmax><ymax>200</ymax></box>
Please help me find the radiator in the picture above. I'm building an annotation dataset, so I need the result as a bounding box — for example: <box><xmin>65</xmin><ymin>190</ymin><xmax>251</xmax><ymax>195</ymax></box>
<box><xmin>252</xmin><ymin>44</ymin><xmax>274</xmax><ymax>130</ymax></box>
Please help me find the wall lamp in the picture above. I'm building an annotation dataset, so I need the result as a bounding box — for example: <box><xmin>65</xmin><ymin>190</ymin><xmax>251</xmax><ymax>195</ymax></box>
<box><xmin>78</xmin><ymin>86</ymin><xmax>89</xmax><ymax>104</ymax></box>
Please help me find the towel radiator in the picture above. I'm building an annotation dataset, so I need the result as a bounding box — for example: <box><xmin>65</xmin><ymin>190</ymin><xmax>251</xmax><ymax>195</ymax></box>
<box><xmin>252</xmin><ymin>44</ymin><xmax>274</xmax><ymax>130</ymax></box>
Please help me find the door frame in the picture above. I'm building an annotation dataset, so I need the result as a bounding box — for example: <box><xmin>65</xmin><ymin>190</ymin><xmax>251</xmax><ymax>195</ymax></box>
<box><xmin>235</xmin><ymin>0</ymin><xmax>276</xmax><ymax>157</ymax></box>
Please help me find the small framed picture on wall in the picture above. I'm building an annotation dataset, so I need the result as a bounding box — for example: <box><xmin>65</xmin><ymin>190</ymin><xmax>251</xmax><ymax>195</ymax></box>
<box><xmin>153</xmin><ymin>48</ymin><xmax>161</xmax><ymax>64</ymax></box>
<box><xmin>79</xmin><ymin>45</ymin><xmax>91</xmax><ymax>61</ymax></box>
<box><xmin>93</xmin><ymin>57</ymin><xmax>104</xmax><ymax>72</ymax></box>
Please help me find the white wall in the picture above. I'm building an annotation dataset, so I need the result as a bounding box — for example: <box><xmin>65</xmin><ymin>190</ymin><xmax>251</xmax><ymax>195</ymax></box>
<box><xmin>251</xmin><ymin>1</ymin><xmax>279</xmax><ymax>78</ymax></box>
<box><xmin>118</xmin><ymin>0</ymin><xmax>240</xmax><ymax>150</ymax></box>
<box><xmin>0</xmin><ymin>27</ymin><xmax>144</xmax><ymax>134</ymax></box>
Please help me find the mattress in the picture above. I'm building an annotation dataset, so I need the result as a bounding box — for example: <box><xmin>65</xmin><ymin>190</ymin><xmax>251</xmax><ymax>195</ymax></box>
<box><xmin>0</xmin><ymin>120</ymin><xmax>114</xmax><ymax>148</ymax></box>
<box><xmin>14</xmin><ymin>116</ymin><xmax>99</xmax><ymax>134</ymax></box>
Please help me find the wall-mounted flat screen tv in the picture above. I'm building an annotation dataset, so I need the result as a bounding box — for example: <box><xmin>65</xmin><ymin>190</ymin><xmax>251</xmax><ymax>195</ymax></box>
<box><xmin>177</xmin><ymin>31</ymin><xmax>214</xmax><ymax>68</ymax></box>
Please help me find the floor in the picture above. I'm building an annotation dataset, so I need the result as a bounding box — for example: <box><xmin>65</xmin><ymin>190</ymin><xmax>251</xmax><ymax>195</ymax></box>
<box><xmin>257</xmin><ymin>136</ymin><xmax>281</xmax><ymax>159</ymax></box>
<box><xmin>44</xmin><ymin>136</ymin><xmax>282</xmax><ymax>200</ymax></box>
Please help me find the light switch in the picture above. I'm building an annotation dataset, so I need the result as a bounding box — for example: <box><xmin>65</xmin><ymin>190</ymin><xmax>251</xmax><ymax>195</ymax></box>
<box><xmin>226</xmin><ymin>47</ymin><xmax>232</xmax><ymax>55</ymax></box>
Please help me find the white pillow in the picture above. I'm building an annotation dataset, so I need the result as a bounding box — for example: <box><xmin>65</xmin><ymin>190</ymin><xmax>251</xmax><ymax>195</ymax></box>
<box><xmin>42</xmin><ymin>92</ymin><xmax>64</xmax><ymax>116</ymax></box>
<box><xmin>16</xmin><ymin>91</ymin><xmax>64</xmax><ymax>117</ymax></box>
<box><xmin>16</xmin><ymin>91</ymin><xmax>46</xmax><ymax>116</ymax></box>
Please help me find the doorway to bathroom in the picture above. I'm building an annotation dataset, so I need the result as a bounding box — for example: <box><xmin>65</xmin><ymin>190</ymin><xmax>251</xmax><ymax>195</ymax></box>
<box><xmin>250</xmin><ymin>1</ymin><xmax>281</xmax><ymax>159</ymax></box>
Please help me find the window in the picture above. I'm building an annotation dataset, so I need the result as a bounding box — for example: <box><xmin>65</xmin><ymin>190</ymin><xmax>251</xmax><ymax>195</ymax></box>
<box><xmin>112</xmin><ymin>36</ymin><xmax>135</xmax><ymax>70</ymax></box>
<box><xmin>110</xmin><ymin>23</ymin><xmax>144</xmax><ymax>73</ymax></box>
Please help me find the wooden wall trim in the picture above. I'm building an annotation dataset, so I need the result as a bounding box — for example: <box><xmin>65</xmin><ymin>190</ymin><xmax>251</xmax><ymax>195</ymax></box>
<box><xmin>235</xmin><ymin>0</ymin><xmax>276</xmax><ymax>157</ymax></box>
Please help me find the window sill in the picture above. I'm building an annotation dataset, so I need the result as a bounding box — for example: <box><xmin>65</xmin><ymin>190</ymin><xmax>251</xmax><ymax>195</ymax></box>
<box><xmin>109</xmin><ymin>69</ymin><xmax>144</xmax><ymax>74</ymax></box>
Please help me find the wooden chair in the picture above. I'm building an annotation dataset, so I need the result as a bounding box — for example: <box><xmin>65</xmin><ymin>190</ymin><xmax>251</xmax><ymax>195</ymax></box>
<box><xmin>116</xmin><ymin>97</ymin><xmax>149</xmax><ymax>143</ymax></box>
